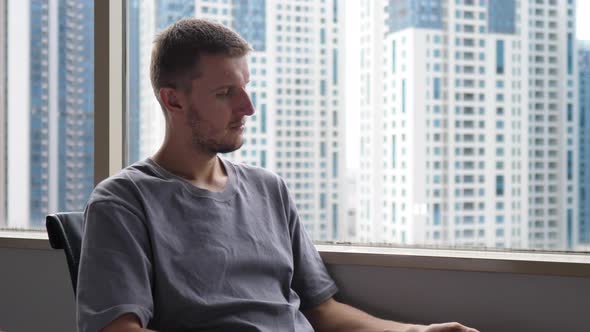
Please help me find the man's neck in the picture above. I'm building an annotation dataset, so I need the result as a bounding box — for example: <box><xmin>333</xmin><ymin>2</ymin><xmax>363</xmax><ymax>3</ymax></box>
<box><xmin>151</xmin><ymin>143</ymin><xmax>228</xmax><ymax>192</ymax></box>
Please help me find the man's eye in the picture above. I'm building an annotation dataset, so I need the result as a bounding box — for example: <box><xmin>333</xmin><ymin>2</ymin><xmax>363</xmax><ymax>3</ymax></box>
<box><xmin>217</xmin><ymin>89</ymin><xmax>230</xmax><ymax>97</ymax></box>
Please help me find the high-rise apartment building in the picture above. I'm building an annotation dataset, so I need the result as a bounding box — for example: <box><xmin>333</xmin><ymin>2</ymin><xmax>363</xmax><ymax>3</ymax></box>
<box><xmin>6</xmin><ymin>0</ymin><xmax>94</xmax><ymax>228</ymax></box>
<box><xmin>0</xmin><ymin>0</ymin><xmax>7</xmax><ymax>227</ymax></box>
<box><xmin>580</xmin><ymin>40</ymin><xmax>590</xmax><ymax>244</ymax></box>
<box><xmin>131</xmin><ymin>0</ymin><xmax>346</xmax><ymax>241</ymax></box>
<box><xmin>526</xmin><ymin>0</ymin><xmax>578</xmax><ymax>250</ymax></box>
<box><xmin>359</xmin><ymin>0</ymin><xmax>577</xmax><ymax>249</ymax></box>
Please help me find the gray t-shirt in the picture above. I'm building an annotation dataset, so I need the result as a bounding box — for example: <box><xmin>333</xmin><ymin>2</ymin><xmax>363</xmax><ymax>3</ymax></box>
<box><xmin>77</xmin><ymin>157</ymin><xmax>337</xmax><ymax>332</ymax></box>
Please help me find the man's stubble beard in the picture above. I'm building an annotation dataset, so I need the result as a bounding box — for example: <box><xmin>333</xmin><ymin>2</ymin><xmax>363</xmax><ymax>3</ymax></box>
<box><xmin>186</xmin><ymin>107</ymin><xmax>244</xmax><ymax>154</ymax></box>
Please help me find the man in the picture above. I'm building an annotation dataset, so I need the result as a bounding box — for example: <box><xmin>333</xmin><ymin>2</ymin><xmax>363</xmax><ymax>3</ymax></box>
<box><xmin>77</xmin><ymin>18</ymin><xmax>478</xmax><ymax>332</ymax></box>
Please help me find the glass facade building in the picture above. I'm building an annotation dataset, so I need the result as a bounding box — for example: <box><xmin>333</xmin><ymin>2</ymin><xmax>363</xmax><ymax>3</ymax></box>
<box><xmin>128</xmin><ymin>0</ymin><xmax>141</xmax><ymax>164</ymax></box>
<box><xmin>29</xmin><ymin>0</ymin><xmax>51</xmax><ymax>226</ymax></box>
<box><xmin>157</xmin><ymin>0</ymin><xmax>195</xmax><ymax>30</ymax></box>
<box><xmin>386</xmin><ymin>0</ymin><xmax>443</xmax><ymax>34</ymax></box>
<box><xmin>233</xmin><ymin>0</ymin><xmax>266</xmax><ymax>52</ymax></box>
<box><xmin>58</xmin><ymin>0</ymin><xmax>94</xmax><ymax>220</ymax></box>
<box><xmin>26</xmin><ymin>0</ymin><xmax>94</xmax><ymax>227</ymax></box>
<box><xmin>488</xmin><ymin>0</ymin><xmax>516</xmax><ymax>34</ymax></box>
<box><xmin>580</xmin><ymin>41</ymin><xmax>590</xmax><ymax>244</ymax></box>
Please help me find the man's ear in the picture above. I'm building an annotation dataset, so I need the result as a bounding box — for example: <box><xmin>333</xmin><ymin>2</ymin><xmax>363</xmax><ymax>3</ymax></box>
<box><xmin>159</xmin><ymin>87</ymin><xmax>184</xmax><ymax>117</ymax></box>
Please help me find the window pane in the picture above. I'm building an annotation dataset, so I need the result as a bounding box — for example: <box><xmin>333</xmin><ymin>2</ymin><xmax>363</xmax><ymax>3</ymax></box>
<box><xmin>1</xmin><ymin>0</ymin><xmax>94</xmax><ymax>230</ymax></box>
<box><xmin>126</xmin><ymin>0</ymin><xmax>590</xmax><ymax>253</ymax></box>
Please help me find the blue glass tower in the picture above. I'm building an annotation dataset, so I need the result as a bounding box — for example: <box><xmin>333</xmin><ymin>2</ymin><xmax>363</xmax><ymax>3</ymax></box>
<box><xmin>128</xmin><ymin>0</ymin><xmax>141</xmax><ymax>164</ymax></box>
<box><xmin>157</xmin><ymin>0</ymin><xmax>195</xmax><ymax>30</ymax></box>
<box><xmin>580</xmin><ymin>41</ymin><xmax>590</xmax><ymax>244</ymax></box>
<box><xmin>386</xmin><ymin>0</ymin><xmax>443</xmax><ymax>34</ymax></box>
<box><xmin>29</xmin><ymin>0</ymin><xmax>51</xmax><ymax>226</ymax></box>
<box><xmin>57</xmin><ymin>0</ymin><xmax>94</xmax><ymax>218</ymax></box>
<box><xmin>28</xmin><ymin>0</ymin><xmax>94</xmax><ymax>227</ymax></box>
<box><xmin>488</xmin><ymin>0</ymin><xmax>516</xmax><ymax>34</ymax></box>
<box><xmin>232</xmin><ymin>0</ymin><xmax>266</xmax><ymax>52</ymax></box>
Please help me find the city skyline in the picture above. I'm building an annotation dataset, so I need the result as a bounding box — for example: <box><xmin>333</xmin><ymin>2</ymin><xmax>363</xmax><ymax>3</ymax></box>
<box><xmin>345</xmin><ymin>0</ymin><xmax>590</xmax><ymax>170</ymax></box>
<box><xmin>0</xmin><ymin>0</ymin><xmax>589</xmax><ymax>252</ymax></box>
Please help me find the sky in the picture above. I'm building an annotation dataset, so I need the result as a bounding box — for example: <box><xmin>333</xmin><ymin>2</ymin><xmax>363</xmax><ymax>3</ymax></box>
<box><xmin>344</xmin><ymin>1</ymin><xmax>590</xmax><ymax>169</ymax></box>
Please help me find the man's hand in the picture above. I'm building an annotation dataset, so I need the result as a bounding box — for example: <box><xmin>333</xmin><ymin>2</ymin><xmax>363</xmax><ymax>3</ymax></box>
<box><xmin>405</xmin><ymin>322</ymin><xmax>480</xmax><ymax>332</ymax></box>
<box><xmin>305</xmin><ymin>298</ymin><xmax>480</xmax><ymax>332</ymax></box>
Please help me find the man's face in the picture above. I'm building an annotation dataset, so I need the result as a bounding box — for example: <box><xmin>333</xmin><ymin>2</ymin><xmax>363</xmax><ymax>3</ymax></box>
<box><xmin>182</xmin><ymin>54</ymin><xmax>254</xmax><ymax>154</ymax></box>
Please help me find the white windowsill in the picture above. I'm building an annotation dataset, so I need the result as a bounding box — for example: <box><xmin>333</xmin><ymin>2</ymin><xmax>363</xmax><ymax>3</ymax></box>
<box><xmin>318</xmin><ymin>244</ymin><xmax>590</xmax><ymax>278</ymax></box>
<box><xmin>0</xmin><ymin>231</ymin><xmax>51</xmax><ymax>250</ymax></box>
<box><xmin>2</xmin><ymin>232</ymin><xmax>590</xmax><ymax>278</ymax></box>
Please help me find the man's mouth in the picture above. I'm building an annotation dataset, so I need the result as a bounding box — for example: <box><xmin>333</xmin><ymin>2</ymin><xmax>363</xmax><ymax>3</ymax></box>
<box><xmin>229</xmin><ymin>122</ymin><xmax>246</xmax><ymax>130</ymax></box>
<box><xmin>229</xmin><ymin>120</ymin><xmax>246</xmax><ymax>129</ymax></box>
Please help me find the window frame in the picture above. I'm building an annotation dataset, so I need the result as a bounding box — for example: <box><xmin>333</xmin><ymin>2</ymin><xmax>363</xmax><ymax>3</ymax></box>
<box><xmin>1</xmin><ymin>0</ymin><xmax>590</xmax><ymax>280</ymax></box>
<box><xmin>94</xmin><ymin>0</ymin><xmax>125</xmax><ymax>183</ymax></box>
<box><xmin>1</xmin><ymin>235</ymin><xmax>590</xmax><ymax>278</ymax></box>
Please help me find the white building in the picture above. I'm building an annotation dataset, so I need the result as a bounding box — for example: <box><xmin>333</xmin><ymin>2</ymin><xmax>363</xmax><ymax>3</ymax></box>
<box><xmin>0</xmin><ymin>0</ymin><xmax>7</xmax><ymax>227</ymax></box>
<box><xmin>358</xmin><ymin>0</ymin><xmax>577</xmax><ymax>250</ymax></box>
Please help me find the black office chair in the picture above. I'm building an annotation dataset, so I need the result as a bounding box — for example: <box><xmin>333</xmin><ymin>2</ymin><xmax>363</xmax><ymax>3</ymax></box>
<box><xmin>45</xmin><ymin>212</ymin><xmax>85</xmax><ymax>295</ymax></box>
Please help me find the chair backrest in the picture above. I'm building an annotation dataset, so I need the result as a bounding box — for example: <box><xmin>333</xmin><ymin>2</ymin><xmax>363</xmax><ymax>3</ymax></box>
<box><xmin>45</xmin><ymin>212</ymin><xmax>85</xmax><ymax>295</ymax></box>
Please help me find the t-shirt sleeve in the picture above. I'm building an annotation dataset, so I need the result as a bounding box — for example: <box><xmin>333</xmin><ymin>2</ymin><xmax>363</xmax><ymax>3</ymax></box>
<box><xmin>77</xmin><ymin>199</ymin><xmax>154</xmax><ymax>332</ymax></box>
<box><xmin>281</xmin><ymin>179</ymin><xmax>338</xmax><ymax>311</ymax></box>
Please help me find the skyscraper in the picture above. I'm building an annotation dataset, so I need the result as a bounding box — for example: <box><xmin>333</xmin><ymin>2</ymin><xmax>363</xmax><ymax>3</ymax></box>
<box><xmin>132</xmin><ymin>0</ymin><xmax>347</xmax><ymax>241</ymax></box>
<box><xmin>128</xmin><ymin>0</ymin><xmax>142</xmax><ymax>165</ymax></box>
<box><xmin>359</xmin><ymin>0</ymin><xmax>578</xmax><ymax>249</ymax></box>
<box><xmin>57</xmin><ymin>0</ymin><xmax>94</xmax><ymax>221</ymax></box>
<box><xmin>580</xmin><ymin>40</ymin><xmax>590</xmax><ymax>244</ymax></box>
<box><xmin>6</xmin><ymin>0</ymin><xmax>94</xmax><ymax>228</ymax></box>
<box><xmin>0</xmin><ymin>0</ymin><xmax>6</xmax><ymax>228</ymax></box>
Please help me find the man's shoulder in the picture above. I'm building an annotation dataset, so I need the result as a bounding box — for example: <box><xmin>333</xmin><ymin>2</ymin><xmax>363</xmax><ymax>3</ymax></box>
<box><xmin>89</xmin><ymin>159</ymin><xmax>160</xmax><ymax>204</ymax></box>
<box><xmin>225</xmin><ymin>158</ymin><xmax>285</xmax><ymax>187</ymax></box>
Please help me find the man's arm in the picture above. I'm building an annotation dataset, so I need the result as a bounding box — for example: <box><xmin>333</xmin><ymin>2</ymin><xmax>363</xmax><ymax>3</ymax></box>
<box><xmin>78</xmin><ymin>200</ymin><xmax>154</xmax><ymax>332</ymax></box>
<box><xmin>101</xmin><ymin>314</ymin><xmax>156</xmax><ymax>332</ymax></box>
<box><xmin>304</xmin><ymin>298</ymin><xmax>479</xmax><ymax>332</ymax></box>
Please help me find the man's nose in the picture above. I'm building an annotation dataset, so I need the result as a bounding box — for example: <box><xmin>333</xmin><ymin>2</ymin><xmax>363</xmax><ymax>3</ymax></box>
<box><xmin>235</xmin><ymin>88</ymin><xmax>255</xmax><ymax>116</ymax></box>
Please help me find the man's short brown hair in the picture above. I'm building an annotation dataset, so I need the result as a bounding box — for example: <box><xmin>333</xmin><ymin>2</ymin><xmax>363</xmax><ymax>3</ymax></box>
<box><xmin>150</xmin><ymin>18</ymin><xmax>252</xmax><ymax>110</ymax></box>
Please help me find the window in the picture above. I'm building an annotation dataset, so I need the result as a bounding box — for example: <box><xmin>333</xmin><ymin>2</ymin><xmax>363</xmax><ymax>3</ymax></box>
<box><xmin>332</xmin><ymin>152</ymin><xmax>338</xmax><ymax>177</ymax></box>
<box><xmin>391</xmin><ymin>40</ymin><xmax>396</xmax><ymax>73</ymax></box>
<box><xmin>1</xmin><ymin>0</ymin><xmax>94</xmax><ymax>230</ymax></box>
<box><xmin>401</xmin><ymin>79</ymin><xmax>406</xmax><ymax>113</ymax></box>
<box><xmin>567</xmin><ymin>33</ymin><xmax>573</xmax><ymax>75</ymax></box>
<box><xmin>568</xmin><ymin>151</ymin><xmax>573</xmax><ymax>181</ymax></box>
<box><xmin>433</xmin><ymin>204</ymin><xmax>441</xmax><ymax>225</ymax></box>
<box><xmin>260</xmin><ymin>104</ymin><xmax>267</xmax><ymax>133</ymax></box>
<box><xmin>496</xmin><ymin>175</ymin><xmax>504</xmax><ymax>196</ymax></box>
<box><xmin>496</xmin><ymin>40</ymin><xmax>504</xmax><ymax>74</ymax></box>
<box><xmin>392</xmin><ymin>136</ymin><xmax>396</xmax><ymax>167</ymax></box>
<box><xmin>434</xmin><ymin>77</ymin><xmax>441</xmax><ymax>99</ymax></box>
<box><xmin>3</xmin><ymin>0</ymin><xmax>588</xmax><ymax>257</ymax></box>
<box><xmin>332</xmin><ymin>49</ymin><xmax>338</xmax><ymax>84</ymax></box>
